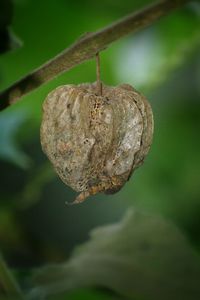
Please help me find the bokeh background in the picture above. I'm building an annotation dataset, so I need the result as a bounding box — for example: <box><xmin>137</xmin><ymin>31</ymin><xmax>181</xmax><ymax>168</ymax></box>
<box><xmin>0</xmin><ymin>0</ymin><xmax>200</xmax><ymax>299</ymax></box>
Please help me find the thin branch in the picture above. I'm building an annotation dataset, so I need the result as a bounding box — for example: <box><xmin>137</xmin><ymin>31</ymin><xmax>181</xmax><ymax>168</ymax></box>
<box><xmin>0</xmin><ymin>0</ymin><xmax>191</xmax><ymax>110</ymax></box>
<box><xmin>0</xmin><ymin>254</ymin><xmax>24</xmax><ymax>299</ymax></box>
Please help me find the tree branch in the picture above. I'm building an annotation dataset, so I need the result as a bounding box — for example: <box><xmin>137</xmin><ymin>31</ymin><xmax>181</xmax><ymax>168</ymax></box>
<box><xmin>0</xmin><ymin>0</ymin><xmax>191</xmax><ymax>110</ymax></box>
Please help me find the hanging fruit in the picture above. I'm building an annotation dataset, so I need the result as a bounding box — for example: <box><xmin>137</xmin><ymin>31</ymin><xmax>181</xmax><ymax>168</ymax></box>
<box><xmin>40</xmin><ymin>55</ymin><xmax>154</xmax><ymax>204</ymax></box>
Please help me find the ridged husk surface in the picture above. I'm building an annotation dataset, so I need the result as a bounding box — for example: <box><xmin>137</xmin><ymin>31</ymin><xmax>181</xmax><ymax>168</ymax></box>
<box><xmin>40</xmin><ymin>82</ymin><xmax>153</xmax><ymax>195</ymax></box>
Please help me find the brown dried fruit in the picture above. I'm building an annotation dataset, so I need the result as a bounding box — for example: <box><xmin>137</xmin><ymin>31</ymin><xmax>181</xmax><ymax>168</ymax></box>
<box><xmin>40</xmin><ymin>82</ymin><xmax>153</xmax><ymax>204</ymax></box>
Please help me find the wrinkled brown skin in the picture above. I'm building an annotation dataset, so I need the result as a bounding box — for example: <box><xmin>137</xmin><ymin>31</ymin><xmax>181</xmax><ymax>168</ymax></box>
<box><xmin>40</xmin><ymin>82</ymin><xmax>153</xmax><ymax>204</ymax></box>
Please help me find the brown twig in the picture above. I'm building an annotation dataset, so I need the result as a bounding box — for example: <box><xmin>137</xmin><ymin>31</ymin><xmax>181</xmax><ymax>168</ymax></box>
<box><xmin>0</xmin><ymin>0</ymin><xmax>191</xmax><ymax>110</ymax></box>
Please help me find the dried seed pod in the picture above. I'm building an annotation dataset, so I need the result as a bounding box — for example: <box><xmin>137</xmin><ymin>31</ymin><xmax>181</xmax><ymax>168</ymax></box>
<box><xmin>40</xmin><ymin>82</ymin><xmax>153</xmax><ymax>204</ymax></box>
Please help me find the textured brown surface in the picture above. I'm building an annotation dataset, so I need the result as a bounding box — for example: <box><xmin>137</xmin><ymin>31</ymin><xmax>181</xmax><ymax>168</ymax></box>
<box><xmin>40</xmin><ymin>82</ymin><xmax>153</xmax><ymax>203</ymax></box>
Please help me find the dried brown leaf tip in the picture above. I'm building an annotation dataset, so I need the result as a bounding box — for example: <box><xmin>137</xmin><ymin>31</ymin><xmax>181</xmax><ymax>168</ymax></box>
<box><xmin>40</xmin><ymin>82</ymin><xmax>154</xmax><ymax>204</ymax></box>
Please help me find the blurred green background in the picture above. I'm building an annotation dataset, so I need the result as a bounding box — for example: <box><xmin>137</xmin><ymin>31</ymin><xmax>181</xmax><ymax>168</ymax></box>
<box><xmin>0</xmin><ymin>0</ymin><xmax>200</xmax><ymax>299</ymax></box>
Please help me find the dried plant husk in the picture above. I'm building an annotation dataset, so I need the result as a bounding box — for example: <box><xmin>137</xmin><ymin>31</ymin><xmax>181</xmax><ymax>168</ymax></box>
<box><xmin>40</xmin><ymin>82</ymin><xmax>153</xmax><ymax>203</ymax></box>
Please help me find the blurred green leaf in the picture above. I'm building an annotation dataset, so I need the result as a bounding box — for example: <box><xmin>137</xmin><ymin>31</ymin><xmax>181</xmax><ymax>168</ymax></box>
<box><xmin>18</xmin><ymin>162</ymin><xmax>55</xmax><ymax>209</ymax></box>
<box><xmin>0</xmin><ymin>109</ymin><xmax>32</xmax><ymax>169</ymax></box>
<box><xmin>0</xmin><ymin>209</ymin><xmax>24</xmax><ymax>249</ymax></box>
<box><xmin>115</xmin><ymin>4</ymin><xmax>200</xmax><ymax>91</ymax></box>
<box><xmin>47</xmin><ymin>288</ymin><xmax>122</xmax><ymax>300</ymax></box>
<box><xmin>0</xmin><ymin>0</ymin><xmax>21</xmax><ymax>54</ymax></box>
<box><xmin>0</xmin><ymin>253</ymin><xmax>24</xmax><ymax>300</ymax></box>
<box><xmin>30</xmin><ymin>210</ymin><xmax>200</xmax><ymax>300</ymax></box>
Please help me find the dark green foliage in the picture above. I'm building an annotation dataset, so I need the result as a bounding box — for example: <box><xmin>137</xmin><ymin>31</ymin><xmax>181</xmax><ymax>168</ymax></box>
<box><xmin>0</xmin><ymin>0</ymin><xmax>200</xmax><ymax>299</ymax></box>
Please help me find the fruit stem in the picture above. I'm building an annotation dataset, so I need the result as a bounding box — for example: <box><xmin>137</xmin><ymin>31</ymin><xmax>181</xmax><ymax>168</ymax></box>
<box><xmin>96</xmin><ymin>52</ymin><xmax>102</xmax><ymax>96</ymax></box>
